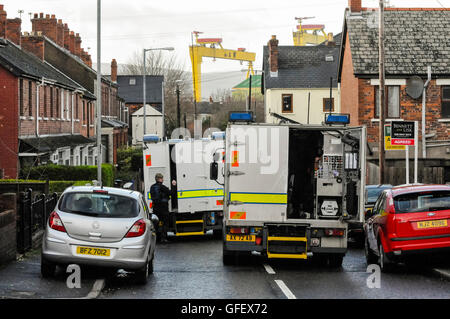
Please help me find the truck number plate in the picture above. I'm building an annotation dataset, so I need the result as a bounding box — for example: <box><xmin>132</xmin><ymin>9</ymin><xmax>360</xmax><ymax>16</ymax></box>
<box><xmin>226</xmin><ymin>234</ymin><xmax>255</xmax><ymax>242</ymax></box>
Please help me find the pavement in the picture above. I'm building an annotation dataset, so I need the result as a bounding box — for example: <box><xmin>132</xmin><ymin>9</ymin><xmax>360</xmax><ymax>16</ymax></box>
<box><xmin>0</xmin><ymin>248</ymin><xmax>105</xmax><ymax>299</ymax></box>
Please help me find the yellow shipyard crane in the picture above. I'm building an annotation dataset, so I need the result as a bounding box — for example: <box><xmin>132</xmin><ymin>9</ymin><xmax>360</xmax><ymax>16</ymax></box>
<box><xmin>293</xmin><ymin>17</ymin><xmax>333</xmax><ymax>46</ymax></box>
<box><xmin>190</xmin><ymin>31</ymin><xmax>256</xmax><ymax>102</ymax></box>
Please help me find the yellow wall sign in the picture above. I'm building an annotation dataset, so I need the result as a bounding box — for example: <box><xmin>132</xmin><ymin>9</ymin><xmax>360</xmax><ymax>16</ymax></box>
<box><xmin>385</xmin><ymin>125</ymin><xmax>405</xmax><ymax>151</ymax></box>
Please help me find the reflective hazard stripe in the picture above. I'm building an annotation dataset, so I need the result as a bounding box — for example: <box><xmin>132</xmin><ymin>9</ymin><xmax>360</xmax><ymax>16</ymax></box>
<box><xmin>178</xmin><ymin>189</ymin><xmax>224</xmax><ymax>199</ymax></box>
<box><xmin>229</xmin><ymin>192</ymin><xmax>287</xmax><ymax>205</ymax></box>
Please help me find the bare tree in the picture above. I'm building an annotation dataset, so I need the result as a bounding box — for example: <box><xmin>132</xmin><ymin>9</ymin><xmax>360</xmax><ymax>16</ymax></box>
<box><xmin>124</xmin><ymin>50</ymin><xmax>193</xmax><ymax>135</ymax></box>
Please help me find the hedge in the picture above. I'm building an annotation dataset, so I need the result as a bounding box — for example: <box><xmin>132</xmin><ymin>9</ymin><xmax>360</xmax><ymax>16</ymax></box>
<box><xmin>0</xmin><ymin>179</ymin><xmax>93</xmax><ymax>194</ymax></box>
<box><xmin>20</xmin><ymin>164</ymin><xmax>115</xmax><ymax>187</ymax></box>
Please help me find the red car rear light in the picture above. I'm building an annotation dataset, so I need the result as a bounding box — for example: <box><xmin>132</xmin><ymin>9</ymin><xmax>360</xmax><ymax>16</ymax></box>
<box><xmin>229</xmin><ymin>227</ymin><xmax>248</xmax><ymax>234</ymax></box>
<box><xmin>49</xmin><ymin>211</ymin><xmax>66</xmax><ymax>232</ymax></box>
<box><xmin>125</xmin><ymin>219</ymin><xmax>146</xmax><ymax>238</ymax></box>
<box><xmin>324</xmin><ymin>228</ymin><xmax>345</xmax><ymax>237</ymax></box>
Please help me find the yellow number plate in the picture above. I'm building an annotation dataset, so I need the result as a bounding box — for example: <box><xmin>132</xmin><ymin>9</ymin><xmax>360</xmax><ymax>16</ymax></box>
<box><xmin>76</xmin><ymin>246</ymin><xmax>110</xmax><ymax>257</ymax></box>
<box><xmin>417</xmin><ymin>219</ymin><xmax>448</xmax><ymax>229</ymax></box>
<box><xmin>226</xmin><ymin>234</ymin><xmax>255</xmax><ymax>242</ymax></box>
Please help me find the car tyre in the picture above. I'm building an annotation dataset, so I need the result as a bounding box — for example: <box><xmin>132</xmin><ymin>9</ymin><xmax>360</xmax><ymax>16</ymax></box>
<box><xmin>365</xmin><ymin>238</ymin><xmax>378</xmax><ymax>265</ymax></box>
<box><xmin>378</xmin><ymin>242</ymin><xmax>394</xmax><ymax>273</ymax></box>
<box><xmin>148</xmin><ymin>252</ymin><xmax>154</xmax><ymax>275</ymax></box>
<box><xmin>136</xmin><ymin>254</ymin><xmax>151</xmax><ymax>285</ymax></box>
<box><xmin>41</xmin><ymin>256</ymin><xmax>56</xmax><ymax>278</ymax></box>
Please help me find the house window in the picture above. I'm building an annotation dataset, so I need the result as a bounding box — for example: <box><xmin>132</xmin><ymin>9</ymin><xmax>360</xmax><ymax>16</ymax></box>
<box><xmin>28</xmin><ymin>81</ymin><xmax>33</xmax><ymax>116</ymax></box>
<box><xmin>442</xmin><ymin>86</ymin><xmax>450</xmax><ymax>118</ymax></box>
<box><xmin>375</xmin><ymin>86</ymin><xmax>400</xmax><ymax>118</ymax></box>
<box><xmin>282</xmin><ymin>94</ymin><xmax>293</xmax><ymax>113</ymax></box>
<box><xmin>50</xmin><ymin>87</ymin><xmax>54</xmax><ymax>118</ymax></box>
<box><xmin>43</xmin><ymin>86</ymin><xmax>47</xmax><ymax>117</ymax></box>
<box><xmin>19</xmin><ymin>79</ymin><xmax>24</xmax><ymax>116</ymax></box>
<box><xmin>323</xmin><ymin>98</ymin><xmax>335</xmax><ymax>112</ymax></box>
<box><xmin>56</xmin><ymin>88</ymin><xmax>60</xmax><ymax>118</ymax></box>
<box><xmin>129</xmin><ymin>78</ymin><xmax>136</xmax><ymax>85</ymax></box>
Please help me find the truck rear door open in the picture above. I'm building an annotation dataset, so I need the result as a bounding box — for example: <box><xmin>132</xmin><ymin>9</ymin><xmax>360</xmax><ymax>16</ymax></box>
<box><xmin>143</xmin><ymin>143</ymin><xmax>171</xmax><ymax>209</ymax></box>
<box><xmin>226</xmin><ymin>125</ymin><xmax>289</xmax><ymax>224</ymax></box>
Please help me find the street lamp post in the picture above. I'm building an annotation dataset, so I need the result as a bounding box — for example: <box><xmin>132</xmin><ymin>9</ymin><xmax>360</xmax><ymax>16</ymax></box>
<box><xmin>142</xmin><ymin>47</ymin><xmax>174</xmax><ymax>141</ymax></box>
<box><xmin>96</xmin><ymin>0</ymin><xmax>102</xmax><ymax>186</ymax></box>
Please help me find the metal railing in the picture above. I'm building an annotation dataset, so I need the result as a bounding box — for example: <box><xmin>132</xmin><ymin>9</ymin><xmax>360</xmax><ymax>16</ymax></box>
<box><xmin>17</xmin><ymin>189</ymin><xmax>59</xmax><ymax>254</ymax></box>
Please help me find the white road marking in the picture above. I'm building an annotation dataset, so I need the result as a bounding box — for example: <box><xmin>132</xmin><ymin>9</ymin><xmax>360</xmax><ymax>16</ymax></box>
<box><xmin>274</xmin><ymin>280</ymin><xmax>296</xmax><ymax>299</ymax></box>
<box><xmin>263</xmin><ymin>264</ymin><xmax>276</xmax><ymax>275</ymax></box>
<box><xmin>83</xmin><ymin>279</ymin><xmax>105</xmax><ymax>299</ymax></box>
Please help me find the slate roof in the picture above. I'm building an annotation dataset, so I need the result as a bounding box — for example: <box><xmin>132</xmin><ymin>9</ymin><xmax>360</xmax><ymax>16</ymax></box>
<box><xmin>0</xmin><ymin>39</ymin><xmax>93</xmax><ymax>98</ymax></box>
<box><xmin>117</xmin><ymin>75</ymin><xmax>163</xmax><ymax>104</ymax></box>
<box><xmin>20</xmin><ymin>134</ymin><xmax>95</xmax><ymax>153</ymax></box>
<box><xmin>101</xmin><ymin>118</ymin><xmax>128</xmax><ymax>128</ymax></box>
<box><xmin>344</xmin><ymin>9</ymin><xmax>450</xmax><ymax>76</ymax></box>
<box><xmin>263</xmin><ymin>44</ymin><xmax>340</xmax><ymax>89</ymax></box>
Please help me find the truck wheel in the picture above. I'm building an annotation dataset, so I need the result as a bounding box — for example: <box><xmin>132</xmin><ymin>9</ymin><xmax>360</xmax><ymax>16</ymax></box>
<box><xmin>327</xmin><ymin>254</ymin><xmax>344</xmax><ymax>268</ymax></box>
<box><xmin>213</xmin><ymin>229</ymin><xmax>222</xmax><ymax>239</ymax></box>
<box><xmin>365</xmin><ymin>238</ymin><xmax>378</xmax><ymax>265</ymax></box>
<box><xmin>41</xmin><ymin>256</ymin><xmax>56</xmax><ymax>278</ymax></box>
<box><xmin>223</xmin><ymin>248</ymin><xmax>235</xmax><ymax>266</ymax></box>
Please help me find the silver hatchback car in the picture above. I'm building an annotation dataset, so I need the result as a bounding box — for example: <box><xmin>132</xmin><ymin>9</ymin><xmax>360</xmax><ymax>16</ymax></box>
<box><xmin>41</xmin><ymin>186</ymin><xmax>157</xmax><ymax>284</ymax></box>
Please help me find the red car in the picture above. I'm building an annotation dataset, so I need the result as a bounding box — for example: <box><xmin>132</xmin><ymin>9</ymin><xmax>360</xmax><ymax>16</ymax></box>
<box><xmin>364</xmin><ymin>184</ymin><xmax>450</xmax><ymax>271</ymax></box>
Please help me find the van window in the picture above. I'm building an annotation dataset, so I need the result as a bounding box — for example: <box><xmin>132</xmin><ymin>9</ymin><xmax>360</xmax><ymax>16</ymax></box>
<box><xmin>394</xmin><ymin>191</ymin><xmax>450</xmax><ymax>213</ymax></box>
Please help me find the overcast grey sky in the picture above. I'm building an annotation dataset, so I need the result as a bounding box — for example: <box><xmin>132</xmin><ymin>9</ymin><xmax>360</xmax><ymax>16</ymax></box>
<box><xmin>3</xmin><ymin>0</ymin><xmax>450</xmax><ymax>74</ymax></box>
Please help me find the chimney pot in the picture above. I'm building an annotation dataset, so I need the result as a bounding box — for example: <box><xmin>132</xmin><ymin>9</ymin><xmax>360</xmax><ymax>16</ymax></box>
<box><xmin>39</xmin><ymin>13</ymin><xmax>43</xmax><ymax>18</ymax></box>
<box><xmin>57</xmin><ymin>19</ymin><xmax>62</xmax><ymax>24</ymax></box>
<box><xmin>33</xmin><ymin>13</ymin><xmax>38</xmax><ymax>19</ymax></box>
<box><xmin>51</xmin><ymin>14</ymin><xmax>56</xmax><ymax>19</ymax></box>
<box><xmin>45</xmin><ymin>14</ymin><xmax>50</xmax><ymax>19</ymax></box>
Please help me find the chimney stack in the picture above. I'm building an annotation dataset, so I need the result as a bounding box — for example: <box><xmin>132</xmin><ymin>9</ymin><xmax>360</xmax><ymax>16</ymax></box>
<box><xmin>21</xmin><ymin>33</ymin><xmax>45</xmax><ymax>60</ymax></box>
<box><xmin>31</xmin><ymin>12</ymin><xmax>57</xmax><ymax>44</ymax></box>
<box><xmin>268</xmin><ymin>35</ymin><xmax>279</xmax><ymax>77</ymax></box>
<box><xmin>111</xmin><ymin>59</ymin><xmax>118</xmax><ymax>83</ymax></box>
<box><xmin>0</xmin><ymin>5</ymin><xmax>7</xmax><ymax>39</ymax></box>
<box><xmin>56</xmin><ymin>19</ymin><xmax>64</xmax><ymax>47</ymax></box>
<box><xmin>75</xmin><ymin>33</ymin><xmax>82</xmax><ymax>57</ymax></box>
<box><xmin>6</xmin><ymin>18</ymin><xmax>21</xmax><ymax>45</ymax></box>
<box><xmin>68</xmin><ymin>30</ymin><xmax>75</xmax><ymax>54</ymax></box>
<box><xmin>348</xmin><ymin>0</ymin><xmax>362</xmax><ymax>13</ymax></box>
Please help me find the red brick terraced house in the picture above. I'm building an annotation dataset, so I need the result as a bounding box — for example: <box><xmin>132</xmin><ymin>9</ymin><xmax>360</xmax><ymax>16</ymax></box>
<box><xmin>0</xmin><ymin>5</ymin><xmax>128</xmax><ymax>178</ymax></box>
<box><xmin>339</xmin><ymin>0</ymin><xmax>450</xmax><ymax>183</ymax></box>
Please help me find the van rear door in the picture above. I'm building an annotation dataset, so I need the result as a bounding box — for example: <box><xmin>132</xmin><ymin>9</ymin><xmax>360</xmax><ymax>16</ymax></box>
<box><xmin>143</xmin><ymin>143</ymin><xmax>171</xmax><ymax>209</ymax></box>
<box><xmin>225</xmin><ymin>124</ymin><xmax>289</xmax><ymax>224</ymax></box>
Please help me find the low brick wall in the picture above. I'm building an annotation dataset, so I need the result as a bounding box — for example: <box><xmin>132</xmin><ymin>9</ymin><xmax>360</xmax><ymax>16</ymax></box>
<box><xmin>0</xmin><ymin>193</ymin><xmax>17</xmax><ymax>265</ymax></box>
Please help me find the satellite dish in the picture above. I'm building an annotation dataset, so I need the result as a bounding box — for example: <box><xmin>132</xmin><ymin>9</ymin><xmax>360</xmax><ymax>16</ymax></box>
<box><xmin>406</xmin><ymin>76</ymin><xmax>424</xmax><ymax>99</ymax></box>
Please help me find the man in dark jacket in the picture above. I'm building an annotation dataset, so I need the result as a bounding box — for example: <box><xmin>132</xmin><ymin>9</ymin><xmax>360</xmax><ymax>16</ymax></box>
<box><xmin>150</xmin><ymin>173</ymin><xmax>175</xmax><ymax>242</ymax></box>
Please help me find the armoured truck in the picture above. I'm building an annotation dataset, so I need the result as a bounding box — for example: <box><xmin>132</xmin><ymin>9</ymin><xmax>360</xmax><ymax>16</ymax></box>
<box><xmin>143</xmin><ymin>133</ymin><xmax>225</xmax><ymax>237</ymax></box>
<box><xmin>210</xmin><ymin>113</ymin><xmax>366</xmax><ymax>266</ymax></box>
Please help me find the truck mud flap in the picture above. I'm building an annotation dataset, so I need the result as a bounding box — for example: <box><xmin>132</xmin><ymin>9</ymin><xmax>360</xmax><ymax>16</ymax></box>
<box><xmin>266</xmin><ymin>224</ymin><xmax>309</xmax><ymax>259</ymax></box>
<box><xmin>267</xmin><ymin>236</ymin><xmax>308</xmax><ymax>259</ymax></box>
<box><xmin>175</xmin><ymin>219</ymin><xmax>205</xmax><ymax>236</ymax></box>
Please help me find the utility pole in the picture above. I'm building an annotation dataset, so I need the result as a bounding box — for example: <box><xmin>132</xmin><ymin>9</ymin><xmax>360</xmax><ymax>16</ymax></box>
<box><xmin>176</xmin><ymin>82</ymin><xmax>181</xmax><ymax>128</ymax></box>
<box><xmin>378</xmin><ymin>0</ymin><xmax>386</xmax><ymax>185</ymax></box>
<box><xmin>96</xmin><ymin>0</ymin><xmax>102</xmax><ymax>186</ymax></box>
<box><xmin>247</xmin><ymin>74</ymin><xmax>252</xmax><ymax>112</ymax></box>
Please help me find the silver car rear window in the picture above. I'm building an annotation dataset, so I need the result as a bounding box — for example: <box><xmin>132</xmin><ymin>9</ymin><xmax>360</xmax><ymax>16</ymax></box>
<box><xmin>59</xmin><ymin>192</ymin><xmax>139</xmax><ymax>218</ymax></box>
